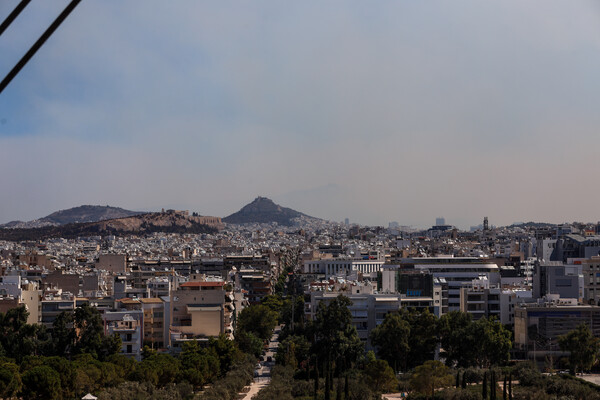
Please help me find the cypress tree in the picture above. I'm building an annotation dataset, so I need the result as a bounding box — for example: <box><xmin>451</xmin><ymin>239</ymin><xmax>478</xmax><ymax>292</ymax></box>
<box><xmin>314</xmin><ymin>365</ymin><xmax>319</xmax><ymax>400</ymax></box>
<box><xmin>461</xmin><ymin>370</ymin><xmax>467</xmax><ymax>389</ymax></box>
<box><xmin>482</xmin><ymin>371</ymin><xmax>488</xmax><ymax>400</ymax></box>
<box><xmin>490</xmin><ymin>370</ymin><xmax>496</xmax><ymax>400</ymax></box>
<box><xmin>330</xmin><ymin>365</ymin><xmax>334</xmax><ymax>391</ymax></box>
<box><xmin>325</xmin><ymin>362</ymin><xmax>331</xmax><ymax>400</ymax></box>
<box><xmin>456</xmin><ymin>370</ymin><xmax>460</xmax><ymax>388</ymax></box>
<box><xmin>344</xmin><ymin>374</ymin><xmax>349</xmax><ymax>399</ymax></box>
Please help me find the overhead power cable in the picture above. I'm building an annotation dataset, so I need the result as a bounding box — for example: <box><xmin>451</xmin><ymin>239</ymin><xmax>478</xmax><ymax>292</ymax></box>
<box><xmin>0</xmin><ymin>0</ymin><xmax>31</xmax><ymax>37</ymax></box>
<box><xmin>0</xmin><ymin>0</ymin><xmax>81</xmax><ymax>94</ymax></box>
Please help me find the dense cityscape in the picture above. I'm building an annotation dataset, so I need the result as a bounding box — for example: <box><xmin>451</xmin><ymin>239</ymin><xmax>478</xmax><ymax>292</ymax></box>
<box><xmin>2</xmin><ymin>1</ymin><xmax>599</xmax><ymax>400</ymax></box>
<box><xmin>0</xmin><ymin>198</ymin><xmax>599</xmax><ymax>399</ymax></box>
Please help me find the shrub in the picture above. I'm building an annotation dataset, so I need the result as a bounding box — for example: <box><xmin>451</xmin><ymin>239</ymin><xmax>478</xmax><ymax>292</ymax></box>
<box><xmin>462</xmin><ymin>368</ymin><xmax>484</xmax><ymax>385</ymax></box>
<box><xmin>512</xmin><ymin>362</ymin><xmax>543</xmax><ymax>388</ymax></box>
<box><xmin>197</xmin><ymin>355</ymin><xmax>254</xmax><ymax>400</ymax></box>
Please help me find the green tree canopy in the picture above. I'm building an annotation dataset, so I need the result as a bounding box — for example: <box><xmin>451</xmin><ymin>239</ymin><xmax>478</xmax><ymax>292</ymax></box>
<box><xmin>0</xmin><ymin>306</ymin><xmax>50</xmax><ymax>362</ymax></box>
<box><xmin>371</xmin><ymin>309</ymin><xmax>440</xmax><ymax>371</ymax></box>
<box><xmin>71</xmin><ymin>353</ymin><xmax>121</xmax><ymax>395</ymax></box>
<box><xmin>21</xmin><ymin>365</ymin><xmax>62</xmax><ymax>400</ymax></box>
<box><xmin>363</xmin><ymin>359</ymin><xmax>397</xmax><ymax>393</ymax></box>
<box><xmin>261</xmin><ymin>294</ymin><xmax>284</xmax><ymax>315</ymax></box>
<box><xmin>209</xmin><ymin>334</ymin><xmax>241</xmax><ymax>375</ymax></box>
<box><xmin>370</xmin><ymin>312</ymin><xmax>410</xmax><ymax>372</ymax></box>
<box><xmin>559</xmin><ymin>323</ymin><xmax>600</xmax><ymax>374</ymax></box>
<box><xmin>409</xmin><ymin>360</ymin><xmax>453</xmax><ymax>399</ymax></box>
<box><xmin>405</xmin><ymin>309</ymin><xmax>439</xmax><ymax>368</ymax></box>
<box><xmin>72</xmin><ymin>304</ymin><xmax>122</xmax><ymax>361</ymax></box>
<box><xmin>313</xmin><ymin>295</ymin><xmax>363</xmax><ymax>372</ymax></box>
<box><xmin>281</xmin><ymin>296</ymin><xmax>305</xmax><ymax>331</ymax></box>
<box><xmin>0</xmin><ymin>361</ymin><xmax>21</xmax><ymax>398</ymax></box>
<box><xmin>41</xmin><ymin>356</ymin><xmax>77</xmax><ymax>399</ymax></box>
<box><xmin>237</xmin><ymin>304</ymin><xmax>278</xmax><ymax>341</ymax></box>
<box><xmin>51</xmin><ymin>310</ymin><xmax>75</xmax><ymax>356</ymax></box>
<box><xmin>139</xmin><ymin>353</ymin><xmax>180</xmax><ymax>388</ymax></box>
<box><xmin>438</xmin><ymin>311</ymin><xmax>475</xmax><ymax>368</ymax></box>
<box><xmin>234</xmin><ymin>330</ymin><xmax>263</xmax><ymax>358</ymax></box>
<box><xmin>475</xmin><ymin>317</ymin><xmax>512</xmax><ymax>368</ymax></box>
<box><xmin>276</xmin><ymin>334</ymin><xmax>310</xmax><ymax>369</ymax></box>
<box><xmin>179</xmin><ymin>340</ymin><xmax>220</xmax><ymax>388</ymax></box>
<box><xmin>439</xmin><ymin>312</ymin><xmax>511</xmax><ymax>368</ymax></box>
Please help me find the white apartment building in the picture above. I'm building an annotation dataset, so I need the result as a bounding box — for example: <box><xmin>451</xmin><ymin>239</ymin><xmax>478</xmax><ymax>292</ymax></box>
<box><xmin>303</xmin><ymin>259</ymin><xmax>384</xmax><ymax>278</ymax></box>
<box><xmin>106</xmin><ymin>312</ymin><xmax>143</xmax><ymax>361</ymax></box>
<box><xmin>400</xmin><ymin>257</ymin><xmax>500</xmax><ymax>312</ymax></box>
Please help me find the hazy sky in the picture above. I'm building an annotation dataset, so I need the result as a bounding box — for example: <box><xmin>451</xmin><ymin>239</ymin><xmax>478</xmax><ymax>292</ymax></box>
<box><xmin>1</xmin><ymin>1</ymin><xmax>600</xmax><ymax>229</ymax></box>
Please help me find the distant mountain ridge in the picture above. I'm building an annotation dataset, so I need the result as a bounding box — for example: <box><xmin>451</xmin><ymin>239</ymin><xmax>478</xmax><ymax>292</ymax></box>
<box><xmin>0</xmin><ymin>210</ymin><xmax>220</xmax><ymax>241</ymax></box>
<box><xmin>508</xmin><ymin>221</ymin><xmax>556</xmax><ymax>229</ymax></box>
<box><xmin>42</xmin><ymin>205</ymin><xmax>145</xmax><ymax>225</ymax></box>
<box><xmin>1</xmin><ymin>205</ymin><xmax>144</xmax><ymax>228</ymax></box>
<box><xmin>223</xmin><ymin>196</ymin><xmax>318</xmax><ymax>226</ymax></box>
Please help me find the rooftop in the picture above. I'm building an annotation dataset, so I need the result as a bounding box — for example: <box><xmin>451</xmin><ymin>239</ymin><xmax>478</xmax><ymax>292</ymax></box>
<box><xmin>180</xmin><ymin>281</ymin><xmax>224</xmax><ymax>288</ymax></box>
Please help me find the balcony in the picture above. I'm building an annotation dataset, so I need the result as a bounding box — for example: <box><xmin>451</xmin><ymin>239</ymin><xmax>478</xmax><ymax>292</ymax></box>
<box><xmin>113</xmin><ymin>326</ymin><xmax>137</xmax><ymax>333</ymax></box>
<box><xmin>467</xmin><ymin>299</ymin><xmax>485</xmax><ymax>304</ymax></box>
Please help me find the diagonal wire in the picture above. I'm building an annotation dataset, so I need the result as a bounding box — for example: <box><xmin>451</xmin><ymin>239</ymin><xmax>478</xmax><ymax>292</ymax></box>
<box><xmin>0</xmin><ymin>0</ymin><xmax>31</xmax><ymax>37</ymax></box>
<box><xmin>0</xmin><ymin>0</ymin><xmax>81</xmax><ymax>95</ymax></box>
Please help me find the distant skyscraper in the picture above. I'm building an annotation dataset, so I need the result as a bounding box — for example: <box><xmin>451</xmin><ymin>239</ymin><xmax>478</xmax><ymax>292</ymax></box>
<box><xmin>344</xmin><ymin>218</ymin><xmax>349</xmax><ymax>225</ymax></box>
<box><xmin>484</xmin><ymin>217</ymin><xmax>489</xmax><ymax>231</ymax></box>
<box><xmin>436</xmin><ymin>217</ymin><xmax>446</xmax><ymax>226</ymax></box>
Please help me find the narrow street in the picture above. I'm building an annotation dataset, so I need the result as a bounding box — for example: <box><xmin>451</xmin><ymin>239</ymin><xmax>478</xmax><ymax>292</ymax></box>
<box><xmin>239</xmin><ymin>325</ymin><xmax>282</xmax><ymax>400</ymax></box>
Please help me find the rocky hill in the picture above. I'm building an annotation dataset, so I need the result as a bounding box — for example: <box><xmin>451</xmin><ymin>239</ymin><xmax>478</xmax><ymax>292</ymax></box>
<box><xmin>41</xmin><ymin>205</ymin><xmax>144</xmax><ymax>225</ymax></box>
<box><xmin>0</xmin><ymin>210</ymin><xmax>220</xmax><ymax>241</ymax></box>
<box><xmin>1</xmin><ymin>205</ymin><xmax>144</xmax><ymax>228</ymax></box>
<box><xmin>223</xmin><ymin>196</ymin><xmax>317</xmax><ymax>226</ymax></box>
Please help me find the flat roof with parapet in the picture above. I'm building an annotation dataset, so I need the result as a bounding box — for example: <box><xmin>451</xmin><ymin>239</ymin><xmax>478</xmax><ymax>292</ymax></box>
<box><xmin>140</xmin><ymin>298</ymin><xmax>163</xmax><ymax>304</ymax></box>
<box><xmin>180</xmin><ymin>281</ymin><xmax>224</xmax><ymax>287</ymax></box>
<box><xmin>116</xmin><ymin>298</ymin><xmax>141</xmax><ymax>304</ymax></box>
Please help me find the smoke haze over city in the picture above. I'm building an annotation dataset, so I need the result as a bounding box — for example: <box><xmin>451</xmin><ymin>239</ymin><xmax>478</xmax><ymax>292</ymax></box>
<box><xmin>1</xmin><ymin>1</ymin><xmax>600</xmax><ymax>228</ymax></box>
